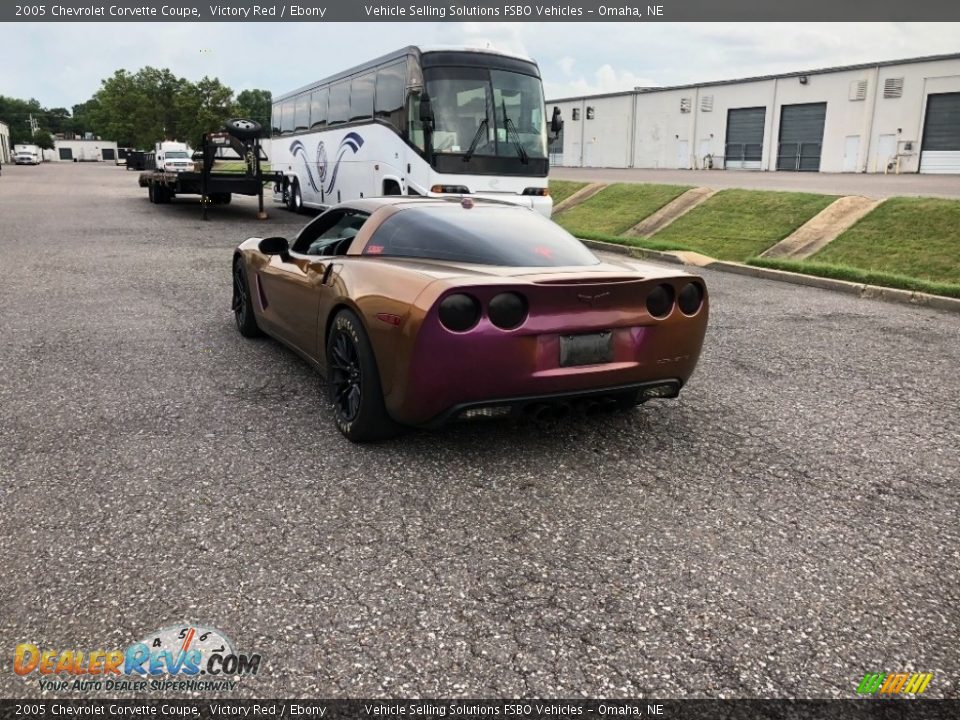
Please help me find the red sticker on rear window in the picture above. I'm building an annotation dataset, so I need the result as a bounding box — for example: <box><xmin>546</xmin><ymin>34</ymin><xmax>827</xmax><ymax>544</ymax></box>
<box><xmin>366</xmin><ymin>244</ymin><xmax>384</xmax><ymax>255</ymax></box>
<box><xmin>533</xmin><ymin>246</ymin><xmax>553</xmax><ymax>259</ymax></box>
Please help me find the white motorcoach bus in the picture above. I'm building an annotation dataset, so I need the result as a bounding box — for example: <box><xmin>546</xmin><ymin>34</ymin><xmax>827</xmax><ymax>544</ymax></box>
<box><xmin>270</xmin><ymin>45</ymin><xmax>553</xmax><ymax>216</ymax></box>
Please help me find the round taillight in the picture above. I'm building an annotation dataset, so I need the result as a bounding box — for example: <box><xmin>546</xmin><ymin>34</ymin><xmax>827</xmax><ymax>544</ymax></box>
<box><xmin>646</xmin><ymin>284</ymin><xmax>675</xmax><ymax>318</ymax></box>
<box><xmin>438</xmin><ymin>293</ymin><xmax>480</xmax><ymax>332</ymax></box>
<box><xmin>678</xmin><ymin>282</ymin><xmax>704</xmax><ymax>315</ymax></box>
<box><xmin>488</xmin><ymin>292</ymin><xmax>528</xmax><ymax>330</ymax></box>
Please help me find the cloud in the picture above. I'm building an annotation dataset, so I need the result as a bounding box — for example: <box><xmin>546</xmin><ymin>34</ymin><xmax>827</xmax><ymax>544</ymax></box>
<box><xmin>1</xmin><ymin>21</ymin><xmax>958</xmax><ymax>109</ymax></box>
<box><xmin>546</xmin><ymin>64</ymin><xmax>661</xmax><ymax>99</ymax></box>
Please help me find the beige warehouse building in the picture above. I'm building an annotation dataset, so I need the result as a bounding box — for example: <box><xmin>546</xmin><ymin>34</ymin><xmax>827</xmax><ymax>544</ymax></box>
<box><xmin>548</xmin><ymin>53</ymin><xmax>960</xmax><ymax>175</ymax></box>
<box><xmin>0</xmin><ymin>121</ymin><xmax>11</xmax><ymax>164</ymax></box>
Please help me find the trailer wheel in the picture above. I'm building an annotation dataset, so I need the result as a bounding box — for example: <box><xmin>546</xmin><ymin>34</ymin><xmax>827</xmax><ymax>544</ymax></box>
<box><xmin>224</xmin><ymin>118</ymin><xmax>262</xmax><ymax>141</ymax></box>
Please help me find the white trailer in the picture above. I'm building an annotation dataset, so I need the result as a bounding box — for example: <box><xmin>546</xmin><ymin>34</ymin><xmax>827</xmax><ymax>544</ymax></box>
<box><xmin>53</xmin><ymin>139</ymin><xmax>120</xmax><ymax>163</ymax></box>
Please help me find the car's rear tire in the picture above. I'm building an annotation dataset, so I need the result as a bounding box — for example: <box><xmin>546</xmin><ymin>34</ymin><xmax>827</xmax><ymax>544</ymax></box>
<box><xmin>326</xmin><ymin>310</ymin><xmax>397</xmax><ymax>442</ymax></box>
<box><xmin>233</xmin><ymin>258</ymin><xmax>263</xmax><ymax>338</ymax></box>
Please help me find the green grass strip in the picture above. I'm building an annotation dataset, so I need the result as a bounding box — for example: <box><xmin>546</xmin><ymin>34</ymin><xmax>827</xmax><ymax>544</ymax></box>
<box><xmin>548</xmin><ymin>179</ymin><xmax>589</xmax><ymax>206</ymax></box>
<box><xmin>556</xmin><ymin>183</ymin><xmax>691</xmax><ymax>236</ymax></box>
<box><xmin>574</xmin><ymin>230</ymin><xmax>694</xmax><ymax>254</ymax></box>
<box><xmin>812</xmin><ymin>197</ymin><xmax>960</xmax><ymax>285</ymax></box>
<box><xmin>649</xmin><ymin>189</ymin><xmax>836</xmax><ymax>262</ymax></box>
<box><xmin>748</xmin><ymin>257</ymin><xmax>960</xmax><ymax>300</ymax></box>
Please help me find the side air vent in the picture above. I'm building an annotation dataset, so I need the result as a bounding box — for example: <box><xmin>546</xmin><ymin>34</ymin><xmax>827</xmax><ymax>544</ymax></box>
<box><xmin>884</xmin><ymin>77</ymin><xmax>904</xmax><ymax>99</ymax></box>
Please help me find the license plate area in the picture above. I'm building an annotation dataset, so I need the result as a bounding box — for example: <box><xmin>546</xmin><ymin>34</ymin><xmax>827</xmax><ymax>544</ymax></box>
<box><xmin>559</xmin><ymin>331</ymin><xmax>613</xmax><ymax>367</ymax></box>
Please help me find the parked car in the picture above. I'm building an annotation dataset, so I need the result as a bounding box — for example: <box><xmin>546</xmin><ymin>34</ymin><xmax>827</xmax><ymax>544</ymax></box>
<box><xmin>232</xmin><ymin>197</ymin><xmax>709</xmax><ymax>441</ymax></box>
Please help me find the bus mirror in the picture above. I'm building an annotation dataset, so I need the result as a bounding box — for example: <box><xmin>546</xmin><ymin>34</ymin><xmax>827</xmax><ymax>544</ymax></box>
<box><xmin>551</xmin><ymin>107</ymin><xmax>563</xmax><ymax>136</ymax></box>
<box><xmin>419</xmin><ymin>93</ymin><xmax>434</xmax><ymax>128</ymax></box>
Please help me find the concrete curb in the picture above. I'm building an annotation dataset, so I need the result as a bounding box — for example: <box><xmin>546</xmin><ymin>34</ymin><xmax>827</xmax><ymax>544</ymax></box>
<box><xmin>579</xmin><ymin>238</ymin><xmax>960</xmax><ymax>314</ymax></box>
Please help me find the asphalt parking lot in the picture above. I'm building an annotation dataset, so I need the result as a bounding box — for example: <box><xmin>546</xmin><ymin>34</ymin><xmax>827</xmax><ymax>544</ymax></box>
<box><xmin>0</xmin><ymin>163</ymin><xmax>957</xmax><ymax>699</ymax></box>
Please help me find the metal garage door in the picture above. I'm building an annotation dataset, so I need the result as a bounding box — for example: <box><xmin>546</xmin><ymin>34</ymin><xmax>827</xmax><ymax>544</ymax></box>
<box><xmin>777</xmin><ymin>102</ymin><xmax>827</xmax><ymax>172</ymax></box>
<box><xmin>920</xmin><ymin>92</ymin><xmax>960</xmax><ymax>174</ymax></box>
<box><xmin>725</xmin><ymin>107</ymin><xmax>765</xmax><ymax>170</ymax></box>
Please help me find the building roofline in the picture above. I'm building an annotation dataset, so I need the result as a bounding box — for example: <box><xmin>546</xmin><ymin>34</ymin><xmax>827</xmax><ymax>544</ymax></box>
<box><xmin>546</xmin><ymin>52</ymin><xmax>960</xmax><ymax>104</ymax></box>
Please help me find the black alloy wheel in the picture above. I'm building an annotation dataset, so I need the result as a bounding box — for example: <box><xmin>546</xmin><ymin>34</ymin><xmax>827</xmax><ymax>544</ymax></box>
<box><xmin>329</xmin><ymin>329</ymin><xmax>363</xmax><ymax>423</ymax></box>
<box><xmin>232</xmin><ymin>259</ymin><xmax>262</xmax><ymax>338</ymax></box>
<box><xmin>326</xmin><ymin>310</ymin><xmax>396</xmax><ymax>442</ymax></box>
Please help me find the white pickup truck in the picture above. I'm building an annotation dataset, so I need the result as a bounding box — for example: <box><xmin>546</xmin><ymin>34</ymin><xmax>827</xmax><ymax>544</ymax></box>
<box><xmin>154</xmin><ymin>141</ymin><xmax>194</xmax><ymax>172</ymax></box>
<box><xmin>13</xmin><ymin>144</ymin><xmax>42</xmax><ymax>165</ymax></box>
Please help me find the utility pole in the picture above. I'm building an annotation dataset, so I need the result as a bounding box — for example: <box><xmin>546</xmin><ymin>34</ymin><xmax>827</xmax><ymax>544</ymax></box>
<box><xmin>28</xmin><ymin>113</ymin><xmax>39</xmax><ymax>136</ymax></box>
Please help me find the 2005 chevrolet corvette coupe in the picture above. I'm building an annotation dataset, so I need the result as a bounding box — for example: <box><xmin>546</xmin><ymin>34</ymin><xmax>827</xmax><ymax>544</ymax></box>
<box><xmin>232</xmin><ymin>197</ymin><xmax>708</xmax><ymax>441</ymax></box>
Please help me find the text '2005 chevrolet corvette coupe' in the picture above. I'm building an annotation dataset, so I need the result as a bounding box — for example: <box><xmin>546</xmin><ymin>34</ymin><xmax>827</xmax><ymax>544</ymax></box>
<box><xmin>232</xmin><ymin>197</ymin><xmax>708</xmax><ymax>441</ymax></box>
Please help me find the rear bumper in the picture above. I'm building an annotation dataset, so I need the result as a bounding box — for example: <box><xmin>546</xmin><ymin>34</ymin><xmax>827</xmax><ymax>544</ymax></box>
<box><xmin>385</xmin><ymin>313</ymin><xmax>707</xmax><ymax>426</ymax></box>
<box><xmin>423</xmin><ymin>378</ymin><xmax>682</xmax><ymax>427</ymax></box>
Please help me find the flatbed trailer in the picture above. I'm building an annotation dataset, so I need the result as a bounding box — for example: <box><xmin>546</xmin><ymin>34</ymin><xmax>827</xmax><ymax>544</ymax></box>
<box><xmin>137</xmin><ymin>120</ymin><xmax>280</xmax><ymax>219</ymax></box>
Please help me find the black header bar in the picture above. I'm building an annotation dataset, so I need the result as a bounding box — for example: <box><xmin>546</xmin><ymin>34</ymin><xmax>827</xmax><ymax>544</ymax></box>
<box><xmin>1</xmin><ymin>699</ymin><xmax>959</xmax><ymax>720</ymax></box>
<box><xmin>4</xmin><ymin>0</ymin><xmax>960</xmax><ymax>23</ymax></box>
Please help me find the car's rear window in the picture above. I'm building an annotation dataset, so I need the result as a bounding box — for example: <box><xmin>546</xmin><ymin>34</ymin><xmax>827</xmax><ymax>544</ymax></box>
<box><xmin>364</xmin><ymin>204</ymin><xmax>599</xmax><ymax>267</ymax></box>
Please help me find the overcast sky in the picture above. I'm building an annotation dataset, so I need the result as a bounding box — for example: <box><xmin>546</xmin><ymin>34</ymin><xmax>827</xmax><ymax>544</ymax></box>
<box><xmin>2</xmin><ymin>22</ymin><xmax>958</xmax><ymax>109</ymax></box>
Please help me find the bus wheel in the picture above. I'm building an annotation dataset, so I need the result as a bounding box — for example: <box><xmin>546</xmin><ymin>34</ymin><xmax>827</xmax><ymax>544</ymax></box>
<box><xmin>287</xmin><ymin>179</ymin><xmax>302</xmax><ymax>212</ymax></box>
<box><xmin>383</xmin><ymin>181</ymin><xmax>401</xmax><ymax>196</ymax></box>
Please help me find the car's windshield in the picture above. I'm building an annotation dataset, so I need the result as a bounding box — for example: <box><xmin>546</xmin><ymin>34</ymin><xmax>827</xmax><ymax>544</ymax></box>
<box><xmin>365</xmin><ymin>205</ymin><xmax>598</xmax><ymax>267</ymax></box>
<box><xmin>420</xmin><ymin>67</ymin><xmax>546</xmax><ymax>160</ymax></box>
<box><xmin>165</xmin><ymin>151</ymin><xmax>189</xmax><ymax>158</ymax></box>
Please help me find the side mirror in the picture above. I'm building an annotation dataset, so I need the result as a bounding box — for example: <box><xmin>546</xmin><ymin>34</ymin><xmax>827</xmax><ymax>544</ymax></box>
<box><xmin>259</xmin><ymin>236</ymin><xmax>289</xmax><ymax>256</ymax></box>
<box><xmin>550</xmin><ymin>106</ymin><xmax>563</xmax><ymax>137</ymax></box>
<box><xmin>419</xmin><ymin>92</ymin><xmax>434</xmax><ymax>129</ymax></box>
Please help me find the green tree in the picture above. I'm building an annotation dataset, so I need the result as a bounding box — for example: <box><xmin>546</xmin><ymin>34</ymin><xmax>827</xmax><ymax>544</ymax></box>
<box><xmin>176</xmin><ymin>76</ymin><xmax>235</xmax><ymax>147</ymax></box>
<box><xmin>233</xmin><ymin>89</ymin><xmax>272</xmax><ymax>129</ymax></box>
<box><xmin>71</xmin><ymin>98</ymin><xmax>100</xmax><ymax>138</ymax></box>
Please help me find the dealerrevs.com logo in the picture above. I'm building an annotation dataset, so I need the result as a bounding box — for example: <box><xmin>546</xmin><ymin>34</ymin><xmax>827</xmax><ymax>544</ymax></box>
<box><xmin>14</xmin><ymin>624</ymin><xmax>261</xmax><ymax>693</ymax></box>
<box><xmin>856</xmin><ymin>672</ymin><xmax>934</xmax><ymax>696</ymax></box>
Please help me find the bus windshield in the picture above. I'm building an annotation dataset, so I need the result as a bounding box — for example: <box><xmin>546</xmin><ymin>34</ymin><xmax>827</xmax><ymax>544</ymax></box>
<box><xmin>421</xmin><ymin>66</ymin><xmax>546</xmax><ymax>161</ymax></box>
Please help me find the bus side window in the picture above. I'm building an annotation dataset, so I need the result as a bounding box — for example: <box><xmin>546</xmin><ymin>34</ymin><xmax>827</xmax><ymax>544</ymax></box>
<box><xmin>375</xmin><ymin>62</ymin><xmax>406</xmax><ymax>133</ymax></box>
<box><xmin>350</xmin><ymin>73</ymin><xmax>375</xmax><ymax>122</ymax></box>
<box><xmin>281</xmin><ymin>98</ymin><xmax>295</xmax><ymax>135</ymax></box>
<box><xmin>271</xmin><ymin>104</ymin><xmax>282</xmax><ymax>136</ymax></box>
<box><xmin>294</xmin><ymin>94</ymin><xmax>310</xmax><ymax>132</ymax></box>
<box><xmin>329</xmin><ymin>82</ymin><xmax>350</xmax><ymax>126</ymax></box>
<box><xmin>310</xmin><ymin>87</ymin><xmax>328</xmax><ymax>130</ymax></box>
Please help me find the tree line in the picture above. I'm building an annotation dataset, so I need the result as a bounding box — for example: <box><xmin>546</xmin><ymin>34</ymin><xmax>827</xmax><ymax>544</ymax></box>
<box><xmin>0</xmin><ymin>67</ymin><xmax>271</xmax><ymax>150</ymax></box>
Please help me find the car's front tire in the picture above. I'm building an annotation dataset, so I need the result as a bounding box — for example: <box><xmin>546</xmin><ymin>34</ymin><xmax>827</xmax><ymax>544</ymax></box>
<box><xmin>326</xmin><ymin>309</ymin><xmax>397</xmax><ymax>442</ymax></box>
<box><xmin>232</xmin><ymin>258</ymin><xmax>263</xmax><ymax>338</ymax></box>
